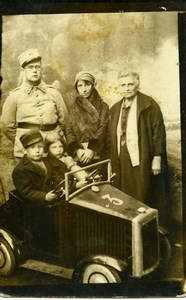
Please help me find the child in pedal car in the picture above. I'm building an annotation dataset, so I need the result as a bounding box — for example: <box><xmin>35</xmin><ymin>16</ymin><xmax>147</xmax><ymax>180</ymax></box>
<box><xmin>12</xmin><ymin>130</ymin><xmax>57</xmax><ymax>206</ymax></box>
<box><xmin>44</xmin><ymin>132</ymin><xmax>88</xmax><ymax>192</ymax></box>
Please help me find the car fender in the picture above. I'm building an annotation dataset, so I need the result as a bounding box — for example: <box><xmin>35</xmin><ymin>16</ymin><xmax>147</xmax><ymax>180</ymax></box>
<box><xmin>0</xmin><ymin>228</ymin><xmax>25</xmax><ymax>263</ymax></box>
<box><xmin>75</xmin><ymin>254</ymin><xmax>128</xmax><ymax>272</ymax></box>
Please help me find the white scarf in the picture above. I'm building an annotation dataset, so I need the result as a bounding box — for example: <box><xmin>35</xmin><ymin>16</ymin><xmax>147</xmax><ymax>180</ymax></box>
<box><xmin>126</xmin><ymin>97</ymin><xmax>140</xmax><ymax>166</ymax></box>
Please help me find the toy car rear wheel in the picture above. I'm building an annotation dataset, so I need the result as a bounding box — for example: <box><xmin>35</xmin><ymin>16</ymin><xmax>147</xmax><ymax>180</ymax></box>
<box><xmin>159</xmin><ymin>232</ymin><xmax>171</xmax><ymax>263</ymax></box>
<box><xmin>81</xmin><ymin>263</ymin><xmax>121</xmax><ymax>284</ymax></box>
<box><xmin>0</xmin><ymin>237</ymin><xmax>15</xmax><ymax>276</ymax></box>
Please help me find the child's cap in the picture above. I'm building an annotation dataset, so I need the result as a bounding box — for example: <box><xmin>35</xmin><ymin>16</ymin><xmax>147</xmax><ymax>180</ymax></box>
<box><xmin>20</xmin><ymin>130</ymin><xmax>43</xmax><ymax>149</ymax></box>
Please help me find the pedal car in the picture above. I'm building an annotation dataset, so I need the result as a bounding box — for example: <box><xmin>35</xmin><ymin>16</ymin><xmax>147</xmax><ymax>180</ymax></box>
<box><xmin>0</xmin><ymin>159</ymin><xmax>171</xmax><ymax>283</ymax></box>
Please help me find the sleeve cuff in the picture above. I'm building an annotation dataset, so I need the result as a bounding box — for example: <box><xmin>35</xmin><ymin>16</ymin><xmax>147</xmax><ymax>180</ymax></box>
<box><xmin>68</xmin><ymin>141</ymin><xmax>83</xmax><ymax>156</ymax></box>
<box><xmin>88</xmin><ymin>139</ymin><xmax>100</xmax><ymax>152</ymax></box>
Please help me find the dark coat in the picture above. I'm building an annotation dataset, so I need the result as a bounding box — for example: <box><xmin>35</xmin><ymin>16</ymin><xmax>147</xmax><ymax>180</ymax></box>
<box><xmin>47</xmin><ymin>155</ymin><xmax>75</xmax><ymax>195</ymax></box>
<box><xmin>46</xmin><ymin>155</ymin><xmax>68</xmax><ymax>188</ymax></box>
<box><xmin>108</xmin><ymin>91</ymin><xmax>167</xmax><ymax>212</ymax></box>
<box><xmin>12</xmin><ymin>155</ymin><xmax>53</xmax><ymax>206</ymax></box>
<box><xmin>66</xmin><ymin>90</ymin><xmax>109</xmax><ymax>158</ymax></box>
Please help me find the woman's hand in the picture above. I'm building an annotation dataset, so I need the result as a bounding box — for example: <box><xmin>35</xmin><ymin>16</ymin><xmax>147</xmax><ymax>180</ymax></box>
<box><xmin>77</xmin><ymin>149</ymin><xmax>85</xmax><ymax>161</ymax></box>
<box><xmin>151</xmin><ymin>156</ymin><xmax>161</xmax><ymax>175</ymax></box>
<box><xmin>80</xmin><ymin>149</ymin><xmax>94</xmax><ymax>165</ymax></box>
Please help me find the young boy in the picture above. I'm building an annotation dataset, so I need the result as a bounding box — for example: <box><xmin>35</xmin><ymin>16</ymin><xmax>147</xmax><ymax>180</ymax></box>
<box><xmin>12</xmin><ymin>130</ymin><xmax>57</xmax><ymax>206</ymax></box>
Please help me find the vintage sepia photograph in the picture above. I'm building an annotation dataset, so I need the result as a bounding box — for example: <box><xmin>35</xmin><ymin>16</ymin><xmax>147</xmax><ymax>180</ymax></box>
<box><xmin>0</xmin><ymin>8</ymin><xmax>184</xmax><ymax>297</ymax></box>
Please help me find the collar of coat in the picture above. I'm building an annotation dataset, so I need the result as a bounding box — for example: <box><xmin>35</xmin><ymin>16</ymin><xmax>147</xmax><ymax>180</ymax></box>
<box><xmin>21</xmin><ymin>155</ymin><xmax>51</xmax><ymax>176</ymax></box>
<box><xmin>21</xmin><ymin>80</ymin><xmax>47</xmax><ymax>94</ymax></box>
<box><xmin>119</xmin><ymin>91</ymin><xmax>153</xmax><ymax>118</ymax></box>
<box><xmin>109</xmin><ymin>91</ymin><xmax>154</xmax><ymax>128</ymax></box>
<box><xmin>47</xmin><ymin>155</ymin><xmax>67</xmax><ymax>169</ymax></box>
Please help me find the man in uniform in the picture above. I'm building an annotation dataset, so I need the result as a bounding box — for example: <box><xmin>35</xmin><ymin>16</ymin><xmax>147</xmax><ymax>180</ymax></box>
<box><xmin>1</xmin><ymin>49</ymin><xmax>68</xmax><ymax>158</ymax></box>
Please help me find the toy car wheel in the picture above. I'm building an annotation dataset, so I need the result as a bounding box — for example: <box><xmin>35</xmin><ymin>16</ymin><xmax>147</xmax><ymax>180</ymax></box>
<box><xmin>0</xmin><ymin>237</ymin><xmax>15</xmax><ymax>276</ymax></box>
<box><xmin>81</xmin><ymin>263</ymin><xmax>121</xmax><ymax>284</ymax></box>
<box><xmin>159</xmin><ymin>232</ymin><xmax>171</xmax><ymax>263</ymax></box>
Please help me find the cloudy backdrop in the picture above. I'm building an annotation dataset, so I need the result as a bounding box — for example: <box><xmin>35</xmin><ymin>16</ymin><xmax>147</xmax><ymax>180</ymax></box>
<box><xmin>1</xmin><ymin>12</ymin><xmax>180</xmax><ymax>124</ymax></box>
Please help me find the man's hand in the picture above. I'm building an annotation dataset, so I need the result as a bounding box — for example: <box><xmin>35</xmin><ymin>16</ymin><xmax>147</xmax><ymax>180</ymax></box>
<box><xmin>151</xmin><ymin>156</ymin><xmax>161</xmax><ymax>175</ymax></box>
<box><xmin>45</xmin><ymin>191</ymin><xmax>57</xmax><ymax>202</ymax></box>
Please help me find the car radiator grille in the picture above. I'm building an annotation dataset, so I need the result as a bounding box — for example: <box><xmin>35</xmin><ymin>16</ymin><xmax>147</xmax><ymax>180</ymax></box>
<box><xmin>74</xmin><ymin>209</ymin><xmax>131</xmax><ymax>261</ymax></box>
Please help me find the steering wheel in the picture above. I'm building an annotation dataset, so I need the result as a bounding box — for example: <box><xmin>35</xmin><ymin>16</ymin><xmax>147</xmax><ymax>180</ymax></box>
<box><xmin>52</xmin><ymin>179</ymin><xmax>66</xmax><ymax>199</ymax></box>
<box><xmin>46</xmin><ymin>180</ymin><xmax>66</xmax><ymax>208</ymax></box>
<box><xmin>86</xmin><ymin>169</ymin><xmax>102</xmax><ymax>183</ymax></box>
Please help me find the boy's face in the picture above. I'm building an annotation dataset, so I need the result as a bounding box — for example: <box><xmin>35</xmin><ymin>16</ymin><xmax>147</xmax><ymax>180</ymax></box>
<box><xmin>49</xmin><ymin>140</ymin><xmax>64</xmax><ymax>159</ymax></box>
<box><xmin>26</xmin><ymin>141</ymin><xmax>44</xmax><ymax>161</ymax></box>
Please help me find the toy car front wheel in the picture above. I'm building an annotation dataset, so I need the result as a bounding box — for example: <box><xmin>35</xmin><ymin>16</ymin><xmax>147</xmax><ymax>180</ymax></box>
<box><xmin>81</xmin><ymin>263</ymin><xmax>121</xmax><ymax>284</ymax></box>
<box><xmin>0</xmin><ymin>237</ymin><xmax>15</xmax><ymax>276</ymax></box>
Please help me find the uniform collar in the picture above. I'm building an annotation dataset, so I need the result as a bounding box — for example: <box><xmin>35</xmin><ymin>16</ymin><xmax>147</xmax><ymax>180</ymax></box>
<box><xmin>22</xmin><ymin>80</ymin><xmax>47</xmax><ymax>94</ymax></box>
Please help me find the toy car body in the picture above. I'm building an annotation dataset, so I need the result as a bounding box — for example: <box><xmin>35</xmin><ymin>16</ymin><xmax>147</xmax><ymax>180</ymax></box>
<box><xmin>0</xmin><ymin>159</ymin><xmax>170</xmax><ymax>283</ymax></box>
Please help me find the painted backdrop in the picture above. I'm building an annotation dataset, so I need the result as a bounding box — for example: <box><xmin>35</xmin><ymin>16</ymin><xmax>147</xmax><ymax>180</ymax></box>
<box><xmin>1</xmin><ymin>12</ymin><xmax>180</xmax><ymax>126</ymax></box>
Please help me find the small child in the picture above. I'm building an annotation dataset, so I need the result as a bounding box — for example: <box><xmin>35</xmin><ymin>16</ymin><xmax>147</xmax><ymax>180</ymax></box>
<box><xmin>12</xmin><ymin>130</ymin><xmax>57</xmax><ymax>206</ymax></box>
<box><xmin>44</xmin><ymin>132</ymin><xmax>88</xmax><ymax>189</ymax></box>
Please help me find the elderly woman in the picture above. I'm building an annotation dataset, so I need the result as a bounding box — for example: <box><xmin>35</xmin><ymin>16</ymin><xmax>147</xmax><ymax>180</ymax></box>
<box><xmin>66</xmin><ymin>71</ymin><xmax>109</xmax><ymax>165</ymax></box>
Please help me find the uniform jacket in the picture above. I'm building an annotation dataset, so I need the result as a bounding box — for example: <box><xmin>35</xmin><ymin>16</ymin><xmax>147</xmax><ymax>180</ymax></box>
<box><xmin>108</xmin><ymin>91</ymin><xmax>167</xmax><ymax>201</ymax></box>
<box><xmin>1</xmin><ymin>80</ymin><xmax>68</xmax><ymax>157</ymax></box>
<box><xmin>12</xmin><ymin>155</ymin><xmax>54</xmax><ymax>206</ymax></box>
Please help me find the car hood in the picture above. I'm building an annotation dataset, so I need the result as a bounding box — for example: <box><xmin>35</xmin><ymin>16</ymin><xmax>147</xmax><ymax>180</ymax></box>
<box><xmin>69</xmin><ymin>183</ymin><xmax>150</xmax><ymax>221</ymax></box>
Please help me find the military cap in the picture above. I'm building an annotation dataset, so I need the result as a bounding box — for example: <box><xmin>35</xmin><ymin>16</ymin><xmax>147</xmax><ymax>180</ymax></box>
<box><xmin>20</xmin><ymin>130</ymin><xmax>43</xmax><ymax>149</ymax></box>
<box><xmin>18</xmin><ymin>49</ymin><xmax>41</xmax><ymax>68</ymax></box>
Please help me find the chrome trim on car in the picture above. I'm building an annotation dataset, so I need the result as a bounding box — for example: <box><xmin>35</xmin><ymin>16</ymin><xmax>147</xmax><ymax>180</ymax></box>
<box><xmin>76</xmin><ymin>254</ymin><xmax>127</xmax><ymax>272</ymax></box>
<box><xmin>132</xmin><ymin>208</ymin><xmax>159</xmax><ymax>277</ymax></box>
<box><xmin>0</xmin><ymin>228</ymin><xmax>24</xmax><ymax>261</ymax></box>
<box><xmin>65</xmin><ymin>159</ymin><xmax>111</xmax><ymax>201</ymax></box>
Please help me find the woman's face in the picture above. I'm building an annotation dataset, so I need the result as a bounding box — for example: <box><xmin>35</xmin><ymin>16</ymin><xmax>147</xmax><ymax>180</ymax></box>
<box><xmin>118</xmin><ymin>75</ymin><xmax>139</xmax><ymax>99</ymax></box>
<box><xmin>48</xmin><ymin>140</ymin><xmax>64</xmax><ymax>159</ymax></box>
<box><xmin>76</xmin><ymin>80</ymin><xmax>94</xmax><ymax>98</ymax></box>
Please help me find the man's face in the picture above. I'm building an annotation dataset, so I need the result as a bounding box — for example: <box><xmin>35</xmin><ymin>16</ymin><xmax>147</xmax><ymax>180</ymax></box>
<box><xmin>77</xmin><ymin>80</ymin><xmax>94</xmax><ymax>98</ymax></box>
<box><xmin>26</xmin><ymin>141</ymin><xmax>44</xmax><ymax>161</ymax></box>
<box><xmin>118</xmin><ymin>75</ymin><xmax>139</xmax><ymax>99</ymax></box>
<box><xmin>23</xmin><ymin>60</ymin><xmax>42</xmax><ymax>84</ymax></box>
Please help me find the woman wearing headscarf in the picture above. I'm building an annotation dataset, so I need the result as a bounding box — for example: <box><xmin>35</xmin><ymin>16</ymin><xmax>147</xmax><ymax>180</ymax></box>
<box><xmin>65</xmin><ymin>71</ymin><xmax>109</xmax><ymax>165</ymax></box>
